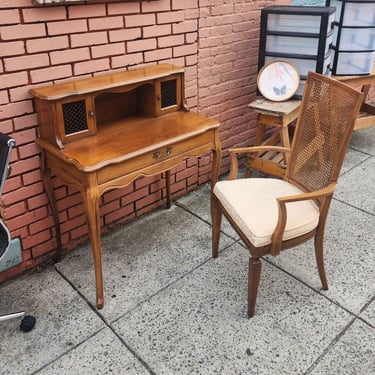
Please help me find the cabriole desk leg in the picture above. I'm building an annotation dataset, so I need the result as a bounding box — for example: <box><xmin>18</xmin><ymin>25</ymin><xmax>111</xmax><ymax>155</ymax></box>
<box><xmin>81</xmin><ymin>176</ymin><xmax>104</xmax><ymax>309</ymax></box>
<box><xmin>40</xmin><ymin>151</ymin><xmax>62</xmax><ymax>262</ymax></box>
<box><xmin>165</xmin><ymin>170</ymin><xmax>172</xmax><ymax>209</ymax></box>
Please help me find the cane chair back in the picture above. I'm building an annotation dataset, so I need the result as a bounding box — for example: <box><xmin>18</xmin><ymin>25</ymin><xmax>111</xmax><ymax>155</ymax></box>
<box><xmin>287</xmin><ymin>73</ymin><xmax>362</xmax><ymax>194</ymax></box>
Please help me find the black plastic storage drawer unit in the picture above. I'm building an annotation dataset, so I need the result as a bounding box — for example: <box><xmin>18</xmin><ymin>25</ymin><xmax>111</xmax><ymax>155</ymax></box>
<box><xmin>326</xmin><ymin>0</ymin><xmax>375</xmax><ymax>75</ymax></box>
<box><xmin>258</xmin><ymin>6</ymin><xmax>336</xmax><ymax>97</ymax></box>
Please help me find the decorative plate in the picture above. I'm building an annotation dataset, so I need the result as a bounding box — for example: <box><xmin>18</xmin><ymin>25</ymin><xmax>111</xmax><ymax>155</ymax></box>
<box><xmin>257</xmin><ymin>60</ymin><xmax>300</xmax><ymax>102</ymax></box>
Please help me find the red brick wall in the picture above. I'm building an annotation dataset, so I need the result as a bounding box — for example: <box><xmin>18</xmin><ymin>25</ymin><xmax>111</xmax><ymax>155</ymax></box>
<box><xmin>197</xmin><ymin>0</ymin><xmax>291</xmax><ymax>171</ymax></box>
<box><xmin>0</xmin><ymin>0</ymin><xmax>289</xmax><ymax>282</ymax></box>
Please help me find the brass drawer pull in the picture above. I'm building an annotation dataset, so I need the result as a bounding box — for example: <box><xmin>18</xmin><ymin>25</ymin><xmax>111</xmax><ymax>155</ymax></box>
<box><xmin>152</xmin><ymin>147</ymin><xmax>173</xmax><ymax>159</ymax></box>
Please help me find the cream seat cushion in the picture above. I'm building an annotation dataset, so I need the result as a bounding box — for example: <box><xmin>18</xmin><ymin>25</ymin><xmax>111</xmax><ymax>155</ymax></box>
<box><xmin>213</xmin><ymin>178</ymin><xmax>320</xmax><ymax>247</ymax></box>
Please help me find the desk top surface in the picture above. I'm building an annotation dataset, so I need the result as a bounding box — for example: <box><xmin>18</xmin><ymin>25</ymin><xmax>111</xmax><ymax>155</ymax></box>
<box><xmin>37</xmin><ymin>111</ymin><xmax>219</xmax><ymax>172</ymax></box>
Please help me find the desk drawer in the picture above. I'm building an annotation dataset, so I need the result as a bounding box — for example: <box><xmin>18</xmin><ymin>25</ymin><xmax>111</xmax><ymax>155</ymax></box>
<box><xmin>97</xmin><ymin>130</ymin><xmax>216</xmax><ymax>185</ymax></box>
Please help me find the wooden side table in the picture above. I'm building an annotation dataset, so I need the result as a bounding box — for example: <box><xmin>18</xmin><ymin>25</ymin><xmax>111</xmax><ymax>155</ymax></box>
<box><xmin>247</xmin><ymin>73</ymin><xmax>375</xmax><ymax>178</ymax></box>
<box><xmin>247</xmin><ymin>99</ymin><xmax>301</xmax><ymax>177</ymax></box>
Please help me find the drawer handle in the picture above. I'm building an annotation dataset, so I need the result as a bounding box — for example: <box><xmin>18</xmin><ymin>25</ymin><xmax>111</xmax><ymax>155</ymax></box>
<box><xmin>152</xmin><ymin>147</ymin><xmax>173</xmax><ymax>159</ymax></box>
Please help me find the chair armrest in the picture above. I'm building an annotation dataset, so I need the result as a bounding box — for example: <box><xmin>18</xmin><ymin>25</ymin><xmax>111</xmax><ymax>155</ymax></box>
<box><xmin>227</xmin><ymin>146</ymin><xmax>290</xmax><ymax>179</ymax></box>
<box><xmin>276</xmin><ymin>183</ymin><xmax>336</xmax><ymax>204</ymax></box>
<box><xmin>270</xmin><ymin>183</ymin><xmax>337</xmax><ymax>256</ymax></box>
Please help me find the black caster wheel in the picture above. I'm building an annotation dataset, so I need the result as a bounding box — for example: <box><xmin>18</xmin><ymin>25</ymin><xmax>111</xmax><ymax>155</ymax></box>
<box><xmin>20</xmin><ymin>315</ymin><xmax>36</xmax><ymax>332</ymax></box>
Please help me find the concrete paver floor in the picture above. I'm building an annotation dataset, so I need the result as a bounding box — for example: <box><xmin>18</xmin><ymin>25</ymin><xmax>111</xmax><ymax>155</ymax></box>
<box><xmin>1</xmin><ymin>128</ymin><xmax>374</xmax><ymax>375</ymax></box>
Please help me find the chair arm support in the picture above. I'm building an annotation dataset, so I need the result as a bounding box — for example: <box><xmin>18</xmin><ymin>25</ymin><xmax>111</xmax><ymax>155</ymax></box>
<box><xmin>277</xmin><ymin>183</ymin><xmax>337</xmax><ymax>204</ymax></box>
<box><xmin>270</xmin><ymin>183</ymin><xmax>337</xmax><ymax>256</ymax></box>
<box><xmin>227</xmin><ymin>146</ymin><xmax>290</xmax><ymax>179</ymax></box>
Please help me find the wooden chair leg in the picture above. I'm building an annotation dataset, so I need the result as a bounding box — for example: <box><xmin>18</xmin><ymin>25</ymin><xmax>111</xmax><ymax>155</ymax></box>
<box><xmin>248</xmin><ymin>257</ymin><xmax>261</xmax><ymax>318</ymax></box>
<box><xmin>211</xmin><ymin>195</ymin><xmax>222</xmax><ymax>258</ymax></box>
<box><xmin>314</xmin><ymin>231</ymin><xmax>328</xmax><ymax>290</ymax></box>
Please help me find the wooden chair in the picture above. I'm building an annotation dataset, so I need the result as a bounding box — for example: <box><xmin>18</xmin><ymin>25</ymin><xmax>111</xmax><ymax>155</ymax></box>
<box><xmin>211</xmin><ymin>72</ymin><xmax>364</xmax><ymax>318</ymax></box>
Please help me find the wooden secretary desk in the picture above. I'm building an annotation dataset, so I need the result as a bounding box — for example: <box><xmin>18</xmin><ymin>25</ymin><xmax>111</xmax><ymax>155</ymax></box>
<box><xmin>30</xmin><ymin>64</ymin><xmax>221</xmax><ymax>309</ymax></box>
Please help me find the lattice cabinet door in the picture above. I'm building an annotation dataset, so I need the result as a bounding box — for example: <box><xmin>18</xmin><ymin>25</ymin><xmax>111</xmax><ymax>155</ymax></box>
<box><xmin>155</xmin><ymin>74</ymin><xmax>183</xmax><ymax>116</ymax></box>
<box><xmin>55</xmin><ymin>95</ymin><xmax>97</xmax><ymax>145</ymax></box>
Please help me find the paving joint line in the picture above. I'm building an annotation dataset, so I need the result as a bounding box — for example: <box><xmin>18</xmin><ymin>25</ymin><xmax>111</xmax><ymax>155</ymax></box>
<box><xmin>53</xmin><ymin>265</ymin><xmax>157</xmax><ymax>375</ymax></box>
<box><xmin>303</xmin><ymin>317</ymin><xmax>357</xmax><ymax>375</ymax></box>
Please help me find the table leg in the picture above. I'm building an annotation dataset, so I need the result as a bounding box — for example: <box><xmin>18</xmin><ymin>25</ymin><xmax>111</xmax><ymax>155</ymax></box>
<box><xmin>279</xmin><ymin>126</ymin><xmax>291</xmax><ymax>165</ymax></box>
<box><xmin>81</xmin><ymin>179</ymin><xmax>104</xmax><ymax>309</ymax></box>
<box><xmin>40</xmin><ymin>152</ymin><xmax>62</xmax><ymax>262</ymax></box>
<box><xmin>165</xmin><ymin>170</ymin><xmax>172</xmax><ymax>209</ymax></box>
<box><xmin>246</xmin><ymin>119</ymin><xmax>265</xmax><ymax>177</ymax></box>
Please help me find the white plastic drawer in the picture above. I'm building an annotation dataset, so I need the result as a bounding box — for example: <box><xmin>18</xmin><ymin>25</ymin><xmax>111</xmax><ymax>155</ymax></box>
<box><xmin>334</xmin><ymin>50</ymin><xmax>375</xmax><ymax>75</ymax></box>
<box><xmin>267</xmin><ymin>12</ymin><xmax>335</xmax><ymax>34</ymax></box>
<box><xmin>333</xmin><ymin>26</ymin><xmax>375</xmax><ymax>51</ymax></box>
<box><xmin>266</xmin><ymin>34</ymin><xmax>332</xmax><ymax>55</ymax></box>
<box><xmin>330</xmin><ymin>0</ymin><xmax>375</xmax><ymax>27</ymax></box>
<box><xmin>265</xmin><ymin>53</ymin><xmax>332</xmax><ymax>76</ymax></box>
